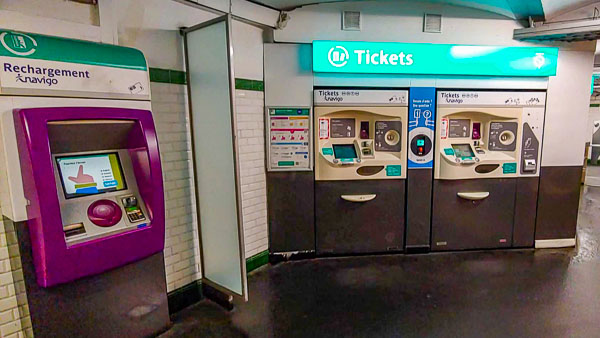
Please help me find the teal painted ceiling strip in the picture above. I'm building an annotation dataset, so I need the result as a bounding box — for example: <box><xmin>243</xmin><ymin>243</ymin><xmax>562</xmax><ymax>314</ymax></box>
<box><xmin>313</xmin><ymin>40</ymin><xmax>558</xmax><ymax>77</ymax></box>
<box><xmin>506</xmin><ymin>0</ymin><xmax>544</xmax><ymax>19</ymax></box>
<box><xmin>0</xmin><ymin>30</ymin><xmax>147</xmax><ymax>70</ymax></box>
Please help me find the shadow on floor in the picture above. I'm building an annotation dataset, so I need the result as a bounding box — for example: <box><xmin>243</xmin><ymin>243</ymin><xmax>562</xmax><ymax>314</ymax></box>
<box><xmin>161</xmin><ymin>186</ymin><xmax>600</xmax><ymax>338</ymax></box>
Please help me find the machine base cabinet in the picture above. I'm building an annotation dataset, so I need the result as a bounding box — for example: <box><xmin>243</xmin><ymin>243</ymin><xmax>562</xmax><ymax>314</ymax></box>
<box><xmin>405</xmin><ymin>169</ymin><xmax>433</xmax><ymax>252</ymax></box>
<box><xmin>17</xmin><ymin>221</ymin><xmax>170</xmax><ymax>338</ymax></box>
<box><xmin>513</xmin><ymin>177</ymin><xmax>540</xmax><ymax>247</ymax></box>
<box><xmin>432</xmin><ymin>178</ymin><xmax>517</xmax><ymax>251</ymax></box>
<box><xmin>535</xmin><ymin>166</ymin><xmax>582</xmax><ymax>241</ymax></box>
<box><xmin>315</xmin><ymin>180</ymin><xmax>405</xmax><ymax>255</ymax></box>
<box><xmin>267</xmin><ymin>171</ymin><xmax>316</xmax><ymax>253</ymax></box>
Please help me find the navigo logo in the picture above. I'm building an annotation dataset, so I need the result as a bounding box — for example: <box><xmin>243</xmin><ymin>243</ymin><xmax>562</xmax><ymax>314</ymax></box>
<box><xmin>328</xmin><ymin>45</ymin><xmax>349</xmax><ymax>67</ymax></box>
<box><xmin>0</xmin><ymin>31</ymin><xmax>37</xmax><ymax>56</ymax></box>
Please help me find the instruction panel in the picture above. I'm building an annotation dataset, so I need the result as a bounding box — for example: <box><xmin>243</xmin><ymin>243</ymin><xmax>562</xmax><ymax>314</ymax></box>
<box><xmin>267</xmin><ymin>108</ymin><xmax>312</xmax><ymax>171</ymax></box>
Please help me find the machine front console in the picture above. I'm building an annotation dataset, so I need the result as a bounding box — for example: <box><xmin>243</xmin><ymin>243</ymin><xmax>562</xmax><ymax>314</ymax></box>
<box><xmin>435</xmin><ymin>109</ymin><xmax>532</xmax><ymax>179</ymax></box>
<box><xmin>316</xmin><ymin>108</ymin><xmax>408</xmax><ymax>180</ymax></box>
<box><xmin>54</xmin><ymin>150</ymin><xmax>149</xmax><ymax>245</ymax></box>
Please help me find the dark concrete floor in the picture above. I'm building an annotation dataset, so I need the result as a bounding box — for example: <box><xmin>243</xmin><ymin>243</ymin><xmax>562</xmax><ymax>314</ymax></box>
<box><xmin>161</xmin><ymin>185</ymin><xmax>600</xmax><ymax>338</ymax></box>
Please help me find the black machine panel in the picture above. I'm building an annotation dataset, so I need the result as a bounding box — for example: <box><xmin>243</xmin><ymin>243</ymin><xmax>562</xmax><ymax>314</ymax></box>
<box><xmin>488</xmin><ymin>121</ymin><xmax>518</xmax><ymax>151</ymax></box>
<box><xmin>17</xmin><ymin>223</ymin><xmax>169</xmax><ymax>337</ymax></box>
<box><xmin>410</xmin><ymin>135</ymin><xmax>432</xmax><ymax>157</ymax></box>
<box><xmin>513</xmin><ymin>177</ymin><xmax>539</xmax><ymax>247</ymax></box>
<box><xmin>431</xmin><ymin>178</ymin><xmax>517</xmax><ymax>251</ymax></box>
<box><xmin>316</xmin><ymin>180</ymin><xmax>405</xmax><ymax>254</ymax></box>
<box><xmin>268</xmin><ymin>171</ymin><xmax>315</xmax><ymax>253</ymax></box>
<box><xmin>405</xmin><ymin>169</ymin><xmax>433</xmax><ymax>253</ymax></box>
<box><xmin>448</xmin><ymin>119</ymin><xmax>470</xmax><ymax>138</ymax></box>
<box><xmin>520</xmin><ymin>123</ymin><xmax>540</xmax><ymax>174</ymax></box>
<box><xmin>331</xmin><ymin>118</ymin><xmax>355</xmax><ymax>138</ymax></box>
<box><xmin>375</xmin><ymin>121</ymin><xmax>402</xmax><ymax>152</ymax></box>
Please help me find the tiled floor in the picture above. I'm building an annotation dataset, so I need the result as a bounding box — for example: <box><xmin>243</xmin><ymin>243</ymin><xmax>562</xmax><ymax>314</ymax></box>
<box><xmin>161</xmin><ymin>185</ymin><xmax>600</xmax><ymax>337</ymax></box>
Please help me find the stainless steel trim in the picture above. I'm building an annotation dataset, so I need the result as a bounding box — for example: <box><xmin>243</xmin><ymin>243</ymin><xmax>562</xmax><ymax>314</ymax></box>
<box><xmin>174</xmin><ymin>0</ymin><xmax>277</xmax><ymax>30</ymax></box>
<box><xmin>457</xmin><ymin>191</ymin><xmax>490</xmax><ymax>201</ymax></box>
<box><xmin>225</xmin><ymin>13</ymin><xmax>249</xmax><ymax>302</ymax></box>
<box><xmin>183</xmin><ymin>14</ymin><xmax>248</xmax><ymax>302</ymax></box>
<box><xmin>340</xmin><ymin>194</ymin><xmax>377</xmax><ymax>202</ymax></box>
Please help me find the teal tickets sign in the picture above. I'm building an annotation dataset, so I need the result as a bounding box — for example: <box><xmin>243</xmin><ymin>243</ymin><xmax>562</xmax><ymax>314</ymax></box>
<box><xmin>312</xmin><ymin>40</ymin><xmax>558</xmax><ymax>77</ymax></box>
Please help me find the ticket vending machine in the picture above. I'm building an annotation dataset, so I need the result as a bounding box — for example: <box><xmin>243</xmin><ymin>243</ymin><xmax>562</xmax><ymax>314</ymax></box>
<box><xmin>0</xmin><ymin>31</ymin><xmax>167</xmax><ymax>337</ymax></box>
<box><xmin>314</xmin><ymin>89</ymin><xmax>408</xmax><ymax>254</ymax></box>
<box><xmin>12</xmin><ymin>107</ymin><xmax>164</xmax><ymax>285</ymax></box>
<box><xmin>432</xmin><ymin>91</ymin><xmax>546</xmax><ymax>250</ymax></box>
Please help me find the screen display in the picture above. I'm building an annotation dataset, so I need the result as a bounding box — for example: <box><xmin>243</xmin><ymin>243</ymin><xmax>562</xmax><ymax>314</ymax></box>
<box><xmin>332</xmin><ymin>144</ymin><xmax>358</xmax><ymax>159</ymax></box>
<box><xmin>417</xmin><ymin>139</ymin><xmax>425</xmax><ymax>146</ymax></box>
<box><xmin>452</xmin><ymin>144</ymin><xmax>475</xmax><ymax>158</ymax></box>
<box><xmin>56</xmin><ymin>152</ymin><xmax>127</xmax><ymax>199</ymax></box>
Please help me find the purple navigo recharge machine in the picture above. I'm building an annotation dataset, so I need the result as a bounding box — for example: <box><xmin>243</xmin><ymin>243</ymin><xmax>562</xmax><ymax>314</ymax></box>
<box><xmin>0</xmin><ymin>30</ymin><xmax>168</xmax><ymax>337</ymax></box>
<box><xmin>14</xmin><ymin>107</ymin><xmax>165</xmax><ymax>285</ymax></box>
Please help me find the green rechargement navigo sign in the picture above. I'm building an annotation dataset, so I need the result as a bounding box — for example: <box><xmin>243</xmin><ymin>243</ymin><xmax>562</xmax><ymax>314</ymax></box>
<box><xmin>0</xmin><ymin>30</ymin><xmax>146</xmax><ymax>70</ymax></box>
<box><xmin>313</xmin><ymin>40</ymin><xmax>558</xmax><ymax>77</ymax></box>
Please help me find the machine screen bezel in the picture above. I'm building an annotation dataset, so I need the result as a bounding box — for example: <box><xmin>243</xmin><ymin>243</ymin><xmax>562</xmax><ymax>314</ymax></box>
<box><xmin>332</xmin><ymin>144</ymin><xmax>358</xmax><ymax>159</ymax></box>
<box><xmin>451</xmin><ymin>144</ymin><xmax>476</xmax><ymax>159</ymax></box>
<box><xmin>55</xmin><ymin>151</ymin><xmax>128</xmax><ymax>199</ymax></box>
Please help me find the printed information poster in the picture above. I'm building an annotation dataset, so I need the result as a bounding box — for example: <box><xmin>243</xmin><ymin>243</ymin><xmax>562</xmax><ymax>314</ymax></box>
<box><xmin>268</xmin><ymin>108</ymin><xmax>311</xmax><ymax>171</ymax></box>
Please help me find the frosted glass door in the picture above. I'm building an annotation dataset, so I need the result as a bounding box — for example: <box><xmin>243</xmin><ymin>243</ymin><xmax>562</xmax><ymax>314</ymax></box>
<box><xmin>184</xmin><ymin>15</ymin><xmax>247</xmax><ymax>300</ymax></box>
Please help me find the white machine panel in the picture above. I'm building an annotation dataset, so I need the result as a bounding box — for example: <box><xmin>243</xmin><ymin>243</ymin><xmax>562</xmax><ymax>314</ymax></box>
<box><xmin>437</xmin><ymin>91</ymin><xmax>546</xmax><ymax>107</ymax></box>
<box><xmin>264</xmin><ymin>43</ymin><xmax>313</xmax><ymax>108</ymax></box>
<box><xmin>314</xmin><ymin>89</ymin><xmax>408</xmax><ymax>106</ymax></box>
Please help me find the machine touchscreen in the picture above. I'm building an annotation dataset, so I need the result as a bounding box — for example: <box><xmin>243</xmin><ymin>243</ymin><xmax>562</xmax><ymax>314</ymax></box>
<box><xmin>333</xmin><ymin>144</ymin><xmax>358</xmax><ymax>159</ymax></box>
<box><xmin>452</xmin><ymin>144</ymin><xmax>475</xmax><ymax>158</ymax></box>
<box><xmin>56</xmin><ymin>152</ymin><xmax>127</xmax><ymax>199</ymax></box>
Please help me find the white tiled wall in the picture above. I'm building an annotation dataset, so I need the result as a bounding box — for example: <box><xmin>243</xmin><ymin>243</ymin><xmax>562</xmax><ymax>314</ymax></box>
<box><xmin>155</xmin><ymin>84</ymin><xmax>270</xmax><ymax>267</ymax></box>
<box><xmin>150</xmin><ymin>82</ymin><xmax>202</xmax><ymax>292</ymax></box>
<box><xmin>0</xmin><ymin>216</ymin><xmax>32</xmax><ymax>338</ymax></box>
<box><xmin>236</xmin><ymin>89</ymin><xmax>269</xmax><ymax>259</ymax></box>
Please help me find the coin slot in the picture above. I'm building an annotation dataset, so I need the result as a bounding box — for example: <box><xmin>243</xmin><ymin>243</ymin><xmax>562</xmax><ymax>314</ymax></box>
<box><xmin>384</xmin><ymin>130</ymin><xmax>400</xmax><ymax>146</ymax></box>
<box><xmin>63</xmin><ymin>222</ymin><xmax>86</xmax><ymax>238</ymax></box>
<box><xmin>499</xmin><ymin>130</ymin><xmax>515</xmax><ymax>146</ymax></box>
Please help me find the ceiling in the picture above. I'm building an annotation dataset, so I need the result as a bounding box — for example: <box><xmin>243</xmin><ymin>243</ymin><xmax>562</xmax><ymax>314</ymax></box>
<box><xmin>250</xmin><ymin>0</ymin><xmax>596</xmax><ymax>20</ymax></box>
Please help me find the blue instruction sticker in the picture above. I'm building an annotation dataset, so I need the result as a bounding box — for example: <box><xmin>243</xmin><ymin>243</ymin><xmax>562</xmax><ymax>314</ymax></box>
<box><xmin>408</xmin><ymin>87</ymin><xmax>436</xmax><ymax>169</ymax></box>
<box><xmin>386</xmin><ymin>165</ymin><xmax>402</xmax><ymax>176</ymax></box>
<box><xmin>503</xmin><ymin>163</ymin><xmax>517</xmax><ymax>174</ymax></box>
<box><xmin>322</xmin><ymin>147</ymin><xmax>333</xmax><ymax>155</ymax></box>
<box><xmin>444</xmin><ymin>148</ymin><xmax>455</xmax><ymax>156</ymax></box>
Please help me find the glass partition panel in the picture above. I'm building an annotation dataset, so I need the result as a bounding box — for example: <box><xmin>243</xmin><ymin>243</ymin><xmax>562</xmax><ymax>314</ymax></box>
<box><xmin>185</xmin><ymin>16</ymin><xmax>246</xmax><ymax>299</ymax></box>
